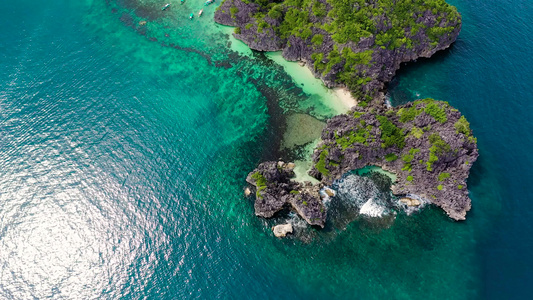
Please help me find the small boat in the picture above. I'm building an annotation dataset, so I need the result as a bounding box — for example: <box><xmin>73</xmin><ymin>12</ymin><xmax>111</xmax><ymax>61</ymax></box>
<box><xmin>162</xmin><ymin>3</ymin><xmax>170</xmax><ymax>10</ymax></box>
<box><xmin>189</xmin><ymin>13</ymin><xmax>194</xmax><ymax>20</ymax></box>
<box><xmin>198</xmin><ymin>9</ymin><xmax>203</xmax><ymax>17</ymax></box>
<box><xmin>204</xmin><ymin>0</ymin><xmax>214</xmax><ymax>6</ymax></box>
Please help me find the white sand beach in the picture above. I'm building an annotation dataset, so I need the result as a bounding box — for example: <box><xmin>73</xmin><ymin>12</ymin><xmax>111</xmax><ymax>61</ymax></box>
<box><xmin>265</xmin><ymin>52</ymin><xmax>357</xmax><ymax>114</ymax></box>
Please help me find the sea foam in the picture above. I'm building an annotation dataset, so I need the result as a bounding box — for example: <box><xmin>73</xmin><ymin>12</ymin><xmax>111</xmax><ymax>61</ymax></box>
<box><xmin>359</xmin><ymin>198</ymin><xmax>387</xmax><ymax>217</ymax></box>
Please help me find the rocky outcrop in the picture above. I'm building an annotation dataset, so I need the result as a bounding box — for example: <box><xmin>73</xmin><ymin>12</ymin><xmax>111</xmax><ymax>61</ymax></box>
<box><xmin>399</xmin><ymin>197</ymin><xmax>421</xmax><ymax>207</ymax></box>
<box><xmin>309</xmin><ymin>99</ymin><xmax>478</xmax><ymax>220</ymax></box>
<box><xmin>272</xmin><ymin>223</ymin><xmax>293</xmax><ymax>237</ymax></box>
<box><xmin>246</xmin><ymin>161</ymin><xmax>327</xmax><ymax>227</ymax></box>
<box><xmin>216</xmin><ymin>0</ymin><xmax>285</xmax><ymax>51</ymax></box>
<box><xmin>215</xmin><ymin>0</ymin><xmax>461</xmax><ymax>104</ymax></box>
<box><xmin>234</xmin><ymin>2</ymin><xmax>477</xmax><ymax>226</ymax></box>
<box><xmin>288</xmin><ymin>182</ymin><xmax>326</xmax><ymax>227</ymax></box>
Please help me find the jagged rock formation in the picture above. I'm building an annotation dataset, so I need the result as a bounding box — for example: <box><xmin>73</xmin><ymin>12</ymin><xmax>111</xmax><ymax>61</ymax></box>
<box><xmin>309</xmin><ymin>98</ymin><xmax>478</xmax><ymax>220</ymax></box>
<box><xmin>246</xmin><ymin>161</ymin><xmax>327</xmax><ymax>227</ymax></box>
<box><xmin>215</xmin><ymin>0</ymin><xmax>461</xmax><ymax>105</ymax></box>
<box><xmin>233</xmin><ymin>2</ymin><xmax>478</xmax><ymax>226</ymax></box>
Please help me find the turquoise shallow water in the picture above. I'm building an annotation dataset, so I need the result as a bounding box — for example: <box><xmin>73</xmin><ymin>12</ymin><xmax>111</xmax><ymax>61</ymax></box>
<box><xmin>0</xmin><ymin>0</ymin><xmax>532</xmax><ymax>299</ymax></box>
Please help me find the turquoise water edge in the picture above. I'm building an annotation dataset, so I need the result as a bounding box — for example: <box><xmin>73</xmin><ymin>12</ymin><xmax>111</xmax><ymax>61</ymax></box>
<box><xmin>1</xmin><ymin>0</ymin><xmax>532</xmax><ymax>299</ymax></box>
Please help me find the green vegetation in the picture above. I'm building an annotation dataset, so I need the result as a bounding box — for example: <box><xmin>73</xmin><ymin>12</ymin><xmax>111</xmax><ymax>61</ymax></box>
<box><xmin>402</xmin><ymin>154</ymin><xmax>413</xmax><ymax>162</ymax></box>
<box><xmin>455</xmin><ymin>115</ymin><xmax>477</xmax><ymax>144</ymax></box>
<box><xmin>230</xmin><ymin>6</ymin><xmax>239</xmax><ymax>19</ymax></box>
<box><xmin>234</xmin><ymin>27</ymin><xmax>241</xmax><ymax>34</ymax></box>
<box><xmin>353</xmin><ymin>111</ymin><xmax>364</xmax><ymax>118</ymax></box>
<box><xmin>322</xmin><ymin>46</ymin><xmax>342</xmax><ymax>75</ymax></box>
<box><xmin>410</xmin><ymin>126</ymin><xmax>424</xmax><ymax>139</ymax></box>
<box><xmin>406</xmin><ymin>175</ymin><xmax>414</xmax><ymax>182</ymax></box>
<box><xmin>400</xmin><ymin>148</ymin><xmax>419</xmax><ymax>172</ymax></box>
<box><xmin>458</xmin><ymin>185</ymin><xmax>463</xmax><ymax>190</ymax></box>
<box><xmin>316</xmin><ymin>150</ymin><xmax>330</xmax><ymax>177</ymax></box>
<box><xmin>257</xmin><ymin>19</ymin><xmax>270</xmax><ymax>33</ymax></box>
<box><xmin>312</xmin><ymin>1</ymin><xmax>327</xmax><ymax>17</ymax></box>
<box><xmin>397</xmin><ymin>106</ymin><xmax>422</xmax><ymax>122</ymax></box>
<box><xmin>376</xmin><ymin>115</ymin><xmax>406</xmax><ymax>149</ymax></box>
<box><xmin>454</xmin><ymin>116</ymin><xmax>471</xmax><ymax>135</ymax></box>
<box><xmin>402</xmin><ymin>148</ymin><xmax>420</xmax><ymax>162</ymax></box>
<box><xmin>385</xmin><ymin>153</ymin><xmax>398</xmax><ymax>162</ymax></box>
<box><xmin>268</xmin><ymin>5</ymin><xmax>283</xmax><ymax>19</ymax></box>
<box><xmin>251</xmin><ymin>172</ymin><xmax>267</xmax><ymax>199</ymax></box>
<box><xmin>438</xmin><ymin>172</ymin><xmax>450</xmax><ymax>181</ymax></box>
<box><xmin>311</xmin><ymin>34</ymin><xmax>324</xmax><ymax>46</ymax></box>
<box><xmin>290</xmin><ymin>190</ymin><xmax>300</xmax><ymax>194</ymax></box>
<box><xmin>424</xmin><ymin>101</ymin><xmax>448</xmax><ymax>123</ymax></box>
<box><xmin>335</xmin><ymin>125</ymin><xmax>372</xmax><ymax>150</ymax></box>
<box><xmin>234</xmin><ymin>0</ymin><xmax>460</xmax><ymax>98</ymax></box>
<box><xmin>437</xmin><ymin>184</ymin><xmax>443</xmax><ymax>191</ymax></box>
<box><xmin>302</xmin><ymin>201</ymin><xmax>308</xmax><ymax>206</ymax></box>
<box><xmin>426</xmin><ymin>133</ymin><xmax>451</xmax><ymax>171</ymax></box>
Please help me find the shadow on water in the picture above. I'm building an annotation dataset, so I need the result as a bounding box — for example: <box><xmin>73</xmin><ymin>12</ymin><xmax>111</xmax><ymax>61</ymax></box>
<box><xmin>387</xmin><ymin>43</ymin><xmax>456</xmax><ymax>105</ymax></box>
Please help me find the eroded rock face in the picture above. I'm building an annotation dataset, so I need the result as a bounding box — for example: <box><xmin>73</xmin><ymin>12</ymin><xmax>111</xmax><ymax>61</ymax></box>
<box><xmin>232</xmin><ymin>1</ymin><xmax>477</xmax><ymax>225</ymax></box>
<box><xmin>288</xmin><ymin>183</ymin><xmax>326</xmax><ymax>227</ymax></box>
<box><xmin>246</xmin><ymin>161</ymin><xmax>297</xmax><ymax>218</ymax></box>
<box><xmin>215</xmin><ymin>0</ymin><xmax>284</xmax><ymax>51</ymax></box>
<box><xmin>215</xmin><ymin>0</ymin><xmax>461</xmax><ymax>103</ymax></box>
<box><xmin>310</xmin><ymin>99</ymin><xmax>478</xmax><ymax>220</ymax></box>
<box><xmin>246</xmin><ymin>161</ymin><xmax>327</xmax><ymax>227</ymax></box>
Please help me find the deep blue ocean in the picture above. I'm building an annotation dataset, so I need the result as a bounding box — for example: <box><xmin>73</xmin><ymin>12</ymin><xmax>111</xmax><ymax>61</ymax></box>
<box><xmin>0</xmin><ymin>0</ymin><xmax>532</xmax><ymax>299</ymax></box>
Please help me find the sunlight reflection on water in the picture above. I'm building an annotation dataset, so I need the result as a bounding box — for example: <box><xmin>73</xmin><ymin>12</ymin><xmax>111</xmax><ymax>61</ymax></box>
<box><xmin>0</xmin><ymin>167</ymin><xmax>165</xmax><ymax>298</ymax></box>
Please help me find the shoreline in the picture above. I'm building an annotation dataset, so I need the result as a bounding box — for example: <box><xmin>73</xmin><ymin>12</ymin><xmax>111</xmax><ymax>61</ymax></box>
<box><xmin>217</xmin><ymin>24</ymin><xmax>254</xmax><ymax>57</ymax></box>
<box><xmin>265</xmin><ymin>52</ymin><xmax>357</xmax><ymax>115</ymax></box>
<box><xmin>264</xmin><ymin>53</ymin><xmax>358</xmax><ymax>184</ymax></box>
<box><xmin>331</xmin><ymin>87</ymin><xmax>358</xmax><ymax>111</ymax></box>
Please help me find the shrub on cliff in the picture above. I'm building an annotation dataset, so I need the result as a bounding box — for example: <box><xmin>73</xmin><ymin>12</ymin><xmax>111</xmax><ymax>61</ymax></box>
<box><xmin>219</xmin><ymin>0</ymin><xmax>460</xmax><ymax>100</ymax></box>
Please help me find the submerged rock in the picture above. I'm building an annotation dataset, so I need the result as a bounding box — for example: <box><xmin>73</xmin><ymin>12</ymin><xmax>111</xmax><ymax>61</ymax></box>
<box><xmin>272</xmin><ymin>223</ymin><xmax>293</xmax><ymax>238</ymax></box>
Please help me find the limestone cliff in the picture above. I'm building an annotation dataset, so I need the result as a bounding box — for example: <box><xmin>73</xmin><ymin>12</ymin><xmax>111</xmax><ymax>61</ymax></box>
<box><xmin>309</xmin><ymin>99</ymin><xmax>478</xmax><ymax>220</ymax></box>
<box><xmin>246</xmin><ymin>161</ymin><xmax>327</xmax><ymax>227</ymax></box>
<box><xmin>215</xmin><ymin>0</ymin><xmax>461</xmax><ymax>105</ymax></box>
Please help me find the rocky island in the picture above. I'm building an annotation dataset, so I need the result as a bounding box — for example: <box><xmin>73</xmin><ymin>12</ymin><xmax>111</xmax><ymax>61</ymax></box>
<box><xmin>215</xmin><ymin>0</ymin><xmax>461</xmax><ymax>106</ymax></box>
<box><xmin>247</xmin><ymin>100</ymin><xmax>478</xmax><ymax>230</ymax></box>
<box><xmin>217</xmin><ymin>0</ymin><xmax>478</xmax><ymax>232</ymax></box>
<box><xmin>246</xmin><ymin>161</ymin><xmax>328</xmax><ymax>227</ymax></box>
<box><xmin>310</xmin><ymin>99</ymin><xmax>478</xmax><ymax>220</ymax></box>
